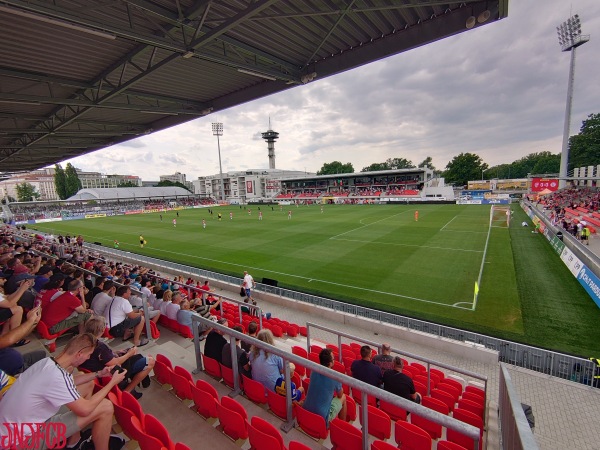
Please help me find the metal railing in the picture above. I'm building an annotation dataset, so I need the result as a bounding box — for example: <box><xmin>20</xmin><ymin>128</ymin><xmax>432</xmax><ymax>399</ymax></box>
<box><xmin>77</xmin><ymin>242</ymin><xmax>598</xmax><ymax>387</ymax></box>
<box><xmin>499</xmin><ymin>364</ymin><xmax>539</xmax><ymax>450</ymax></box>
<box><xmin>190</xmin><ymin>315</ymin><xmax>481</xmax><ymax>450</ymax></box>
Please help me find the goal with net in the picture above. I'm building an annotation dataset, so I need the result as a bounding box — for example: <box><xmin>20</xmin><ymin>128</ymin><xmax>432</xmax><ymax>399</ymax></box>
<box><xmin>490</xmin><ymin>204</ymin><xmax>512</xmax><ymax>227</ymax></box>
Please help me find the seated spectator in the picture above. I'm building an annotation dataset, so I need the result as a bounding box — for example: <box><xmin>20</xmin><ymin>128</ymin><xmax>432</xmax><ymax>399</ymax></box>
<box><xmin>383</xmin><ymin>356</ymin><xmax>421</xmax><ymax>404</ymax></box>
<box><xmin>221</xmin><ymin>325</ymin><xmax>251</xmax><ymax>378</ymax></box>
<box><xmin>91</xmin><ymin>280</ymin><xmax>116</xmax><ymax>316</ymax></box>
<box><xmin>372</xmin><ymin>343</ymin><xmax>394</xmax><ymax>375</ymax></box>
<box><xmin>275</xmin><ymin>362</ymin><xmax>304</xmax><ymax>401</ymax></box>
<box><xmin>249</xmin><ymin>329</ymin><xmax>283</xmax><ymax>391</ymax></box>
<box><xmin>33</xmin><ymin>265</ymin><xmax>53</xmax><ymax>292</ymax></box>
<box><xmin>0</xmin><ymin>306</ymin><xmax>46</xmax><ymax>376</ymax></box>
<box><xmin>203</xmin><ymin>318</ymin><xmax>228</xmax><ymax>363</ymax></box>
<box><xmin>158</xmin><ymin>289</ymin><xmax>172</xmax><ymax>316</ymax></box>
<box><xmin>181</xmin><ymin>296</ymin><xmax>222</xmax><ymax>340</ymax></box>
<box><xmin>3</xmin><ymin>272</ymin><xmax>37</xmax><ymax>309</ymax></box>
<box><xmin>351</xmin><ymin>345</ymin><xmax>382</xmax><ymax>387</ymax></box>
<box><xmin>128</xmin><ymin>286</ymin><xmax>161</xmax><ymax>323</ymax></box>
<box><xmin>80</xmin><ymin>316</ymin><xmax>154</xmax><ymax>400</ymax></box>
<box><xmin>241</xmin><ymin>321</ymin><xmax>258</xmax><ymax>353</ymax></box>
<box><xmin>298</xmin><ymin>348</ymin><xmax>347</xmax><ymax>426</ymax></box>
<box><xmin>0</xmin><ymin>333</ymin><xmax>126</xmax><ymax>450</ymax></box>
<box><xmin>0</xmin><ymin>271</ymin><xmax>28</xmax><ymax>339</ymax></box>
<box><xmin>86</xmin><ymin>276</ymin><xmax>106</xmax><ymax>306</ymax></box>
<box><xmin>104</xmin><ymin>285</ymin><xmax>148</xmax><ymax>347</ymax></box>
<box><xmin>165</xmin><ymin>291</ymin><xmax>182</xmax><ymax>320</ymax></box>
<box><xmin>0</xmin><ymin>368</ymin><xmax>15</xmax><ymax>400</ymax></box>
<box><xmin>42</xmin><ymin>280</ymin><xmax>93</xmax><ymax>335</ymax></box>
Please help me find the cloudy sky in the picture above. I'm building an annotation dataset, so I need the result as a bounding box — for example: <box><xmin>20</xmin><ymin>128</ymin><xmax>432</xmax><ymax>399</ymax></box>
<box><xmin>63</xmin><ymin>0</ymin><xmax>600</xmax><ymax>182</ymax></box>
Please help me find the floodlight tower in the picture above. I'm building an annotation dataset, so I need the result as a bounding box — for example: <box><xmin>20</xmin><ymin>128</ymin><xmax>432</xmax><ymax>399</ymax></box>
<box><xmin>261</xmin><ymin>118</ymin><xmax>279</xmax><ymax>169</ymax></box>
<box><xmin>556</xmin><ymin>14</ymin><xmax>589</xmax><ymax>188</ymax></box>
<box><xmin>211</xmin><ymin>122</ymin><xmax>225</xmax><ymax>201</ymax></box>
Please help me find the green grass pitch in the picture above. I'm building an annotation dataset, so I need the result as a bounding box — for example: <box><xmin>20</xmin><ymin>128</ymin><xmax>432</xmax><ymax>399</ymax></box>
<box><xmin>29</xmin><ymin>203</ymin><xmax>600</xmax><ymax>356</ymax></box>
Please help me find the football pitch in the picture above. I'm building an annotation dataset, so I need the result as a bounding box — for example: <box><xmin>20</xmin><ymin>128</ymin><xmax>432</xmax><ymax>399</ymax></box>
<box><xmin>29</xmin><ymin>203</ymin><xmax>600</xmax><ymax>356</ymax></box>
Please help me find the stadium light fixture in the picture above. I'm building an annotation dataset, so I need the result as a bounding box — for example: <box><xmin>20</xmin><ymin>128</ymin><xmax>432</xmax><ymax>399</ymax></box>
<box><xmin>212</xmin><ymin>122</ymin><xmax>226</xmax><ymax>202</ymax></box>
<box><xmin>556</xmin><ymin>14</ymin><xmax>590</xmax><ymax>189</ymax></box>
<box><xmin>237</xmin><ymin>69</ymin><xmax>277</xmax><ymax>81</ymax></box>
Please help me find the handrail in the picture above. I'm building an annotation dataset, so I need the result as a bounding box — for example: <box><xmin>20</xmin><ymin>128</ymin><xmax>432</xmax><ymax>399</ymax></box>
<box><xmin>499</xmin><ymin>363</ymin><xmax>539</xmax><ymax>450</ymax></box>
<box><xmin>191</xmin><ymin>315</ymin><xmax>481</xmax><ymax>450</ymax></box>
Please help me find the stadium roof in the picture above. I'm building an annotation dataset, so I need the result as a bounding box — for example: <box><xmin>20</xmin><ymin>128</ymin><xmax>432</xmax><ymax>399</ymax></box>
<box><xmin>0</xmin><ymin>0</ymin><xmax>508</xmax><ymax>173</ymax></box>
<box><xmin>67</xmin><ymin>186</ymin><xmax>193</xmax><ymax>201</ymax></box>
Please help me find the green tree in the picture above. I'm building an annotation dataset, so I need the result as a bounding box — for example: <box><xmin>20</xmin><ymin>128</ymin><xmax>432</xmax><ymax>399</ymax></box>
<box><xmin>117</xmin><ymin>181</ymin><xmax>138</xmax><ymax>188</ymax></box>
<box><xmin>417</xmin><ymin>156</ymin><xmax>436</xmax><ymax>171</ymax></box>
<box><xmin>317</xmin><ymin>161</ymin><xmax>354</xmax><ymax>175</ymax></box>
<box><xmin>156</xmin><ymin>180</ymin><xmax>192</xmax><ymax>192</ymax></box>
<box><xmin>443</xmin><ymin>153</ymin><xmax>487</xmax><ymax>187</ymax></box>
<box><xmin>361</xmin><ymin>157</ymin><xmax>414</xmax><ymax>172</ymax></box>
<box><xmin>64</xmin><ymin>163</ymin><xmax>82</xmax><ymax>198</ymax></box>
<box><xmin>361</xmin><ymin>162</ymin><xmax>389</xmax><ymax>172</ymax></box>
<box><xmin>569</xmin><ymin>113</ymin><xmax>600</xmax><ymax>170</ymax></box>
<box><xmin>15</xmin><ymin>182</ymin><xmax>40</xmax><ymax>202</ymax></box>
<box><xmin>54</xmin><ymin>164</ymin><xmax>68</xmax><ymax>200</ymax></box>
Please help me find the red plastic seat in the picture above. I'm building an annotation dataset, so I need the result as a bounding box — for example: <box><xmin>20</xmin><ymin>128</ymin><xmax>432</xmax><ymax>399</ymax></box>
<box><xmin>414</xmin><ymin>374</ymin><xmax>436</xmax><ymax>390</ymax></box>
<box><xmin>395</xmin><ymin>421</ymin><xmax>432</xmax><ymax>450</ymax></box>
<box><xmin>130</xmin><ymin>417</ymin><xmax>164</xmax><ymax>450</ymax></box>
<box><xmin>332</xmin><ymin>361</ymin><xmax>346</xmax><ymax>374</ymax></box>
<box><xmin>430</xmin><ymin>368</ymin><xmax>445</xmax><ymax>381</ymax></box>
<box><xmin>170</xmin><ymin>371</ymin><xmax>192</xmax><ymax>401</ymax></box>
<box><xmin>409</xmin><ymin>362</ymin><xmax>427</xmax><ymax>375</ymax></box>
<box><xmin>36</xmin><ymin>320</ymin><xmax>69</xmax><ymax>352</ymax></box>
<box><xmin>439</xmin><ymin>378</ymin><xmax>463</xmax><ymax>395</ymax></box>
<box><xmin>411</xmin><ymin>395</ymin><xmax>449</xmax><ymax>440</ymax></box>
<box><xmin>195</xmin><ymin>379</ymin><xmax>219</xmax><ymax>399</ymax></box>
<box><xmin>402</xmin><ymin>366</ymin><xmax>416</xmax><ymax>379</ymax></box>
<box><xmin>271</xmin><ymin>324</ymin><xmax>284</xmax><ymax>337</ymax></box>
<box><xmin>359</xmin><ymin>405</ymin><xmax>391</xmax><ymax>440</ymax></box>
<box><xmin>289</xmin><ymin>442</ymin><xmax>311</xmax><ymax>450</ymax></box>
<box><xmin>380</xmin><ymin>398</ymin><xmax>408</xmax><ymax>422</ymax></box>
<box><xmin>216</xmin><ymin>398</ymin><xmax>248</xmax><ymax>441</ymax></box>
<box><xmin>330</xmin><ymin>418</ymin><xmax>362</xmax><ymax>450</ymax></box>
<box><xmin>178</xmin><ymin>323</ymin><xmax>193</xmax><ymax>338</ymax></box>
<box><xmin>310</xmin><ymin>345</ymin><xmax>323</xmax><ymax>354</ymax></box>
<box><xmin>121</xmin><ymin>390</ymin><xmax>144</xmax><ymax>421</ymax></box>
<box><xmin>437</xmin><ymin>383</ymin><xmax>461</xmax><ymax>403</ymax></box>
<box><xmin>267</xmin><ymin>389</ymin><xmax>293</xmax><ymax>420</ymax></box>
<box><xmin>190</xmin><ymin>384</ymin><xmax>218</xmax><ymax>419</ymax></box>
<box><xmin>202</xmin><ymin>354</ymin><xmax>222</xmax><ymax>380</ymax></box>
<box><xmin>326</xmin><ymin>344</ymin><xmax>339</xmax><ymax>353</ymax></box>
<box><xmin>351</xmin><ymin>386</ymin><xmax>377</xmax><ymax>406</ymax></box>
<box><xmin>110</xmin><ymin>394</ymin><xmax>143</xmax><ymax>442</ymax></box>
<box><xmin>174</xmin><ymin>443</ymin><xmax>191</xmax><ymax>450</ymax></box>
<box><xmin>220</xmin><ymin>363</ymin><xmax>236</xmax><ymax>389</ymax></box>
<box><xmin>248</xmin><ymin>416</ymin><xmax>287</xmax><ymax>450</ymax></box>
<box><xmin>447</xmin><ymin>408</ymin><xmax>484</xmax><ymax>450</ymax></box>
<box><xmin>221</xmin><ymin>396</ymin><xmax>248</xmax><ymax>422</ymax></box>
<box><xmin>153</xmin><ymin>360</ymin><xmax>173</xmax><ymax>387</ymax></box>
<box><xmin>286</xmin><ymin>324</ymin><xmax>299</xmax><ymax>337</ymax></box>
<box><xmin>371</xmin><ymin>441</ymin><xmax>398</xmax><ymax>450</ymax></box>
<box><xmin>174</xmin><ymin>366</ymin><xmax>193</xmax><ymax>383</ymax></box>
<box><xmin>465</xmin><ymin>385</ymin><xmax>485</xmax><ymax>398</ymax></box>
<box><xmin>437</xmin><ymin>440</ymin><xmax>470</xmax><ymax>450</ymax></box>
<box><xmin>144</xmin><ymin>414</ymin><xmax>175</xmax><ymax>450</ymax></box>
<box><xmin>413</xmin><ymin>381</ymin><xmax>428</xmax><ymax>397</ymax></box>
<box><xmin>298</xmin><ymin>326</ymin><xmax>307</xmax><ymax>337</ymax></box>
<box><xmin>458</xmin><ymin>398</ymin><xmax>485</xmax><ymax>419</ymax></box>
<box><xmin>462</xmin><ymin>391</ymin><xmax>485</xmax><ymax>405</ymax></box>
<box><xmin>156</xmin><ymin>354</ymin><xmax>173</xmax><ymax>370</ymax></box>
<box><xmin>243</xmin><ymin>375</ymin><xmax>268</xmax><ymax>404</ymax></box>
<box><xmin>296</xmin><ymin>405</ymin><xmax>328</xmax><ymax>440</ymax></box>
<box><xmin>432</xmin><ymin>388</ymin><xmax>457</xmax><ymax>412</ymax></box>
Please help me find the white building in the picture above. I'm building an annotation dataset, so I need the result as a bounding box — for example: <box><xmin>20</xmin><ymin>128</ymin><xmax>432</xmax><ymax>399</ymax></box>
<box><xmin>193</xmin><ymin>169</ymin><xmax>311</xmax><ymax>203</ymax></box>
<box><xmin>160</xmin><ymin>172</ymin><xmax>193</xmax><ymax>191</ymax></box>
<box><xmin>0</xmin><ymin>168</ymin><xmax>58</xmax><ymax>201</ymax></box>
<box><xmin>78</xmin><ymin>171</ymin><xmax>142</xmax><ymax>189</ymax></box>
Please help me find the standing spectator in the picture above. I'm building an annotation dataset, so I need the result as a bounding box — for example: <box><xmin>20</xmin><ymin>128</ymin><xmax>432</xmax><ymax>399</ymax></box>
<box><xmin>241</xmin><ymin>270</ymin><xmax>256</xmax><ymax>305</ymax></box>
<box><xmin>0</xmin><ymin>333</ymin><xmax>126</xmax><ymax>450</ymax></box>
<box><xmin>42</xmin><ymin>280</ymin><xmax>93</xmax><ymax>335</ymax></box>
<box><xmin>382</xmin><ymin>356</ymin><xmax>421</xmax><ymax>404</ymax></box>
<box><xmin>372</xmin><ymin>343</ymin><xmax>395</xmax><ymax>375</ymax></box>
<box><xmin>350</xmin><ymin>345</ymin><xmax>382</xmax><ymax>387</ymax></box>
<box><xmin>104</xmin><ymin>286</ymin><xmax>148</xmax><ymax>347</ymax></box>
<box><xmin>299</xmin><ymin>348</ymin><xmax>347</xmax><ymax>426</ymax></box>
<box><xmin>249</xmin><ymin>329</ymin><xmax>283</xmax><ymax>391</ymax></box>
<box><xmin>204</xmin><ymin>318</ymin><xmax>228</xmax><ymax>363</ymax></box>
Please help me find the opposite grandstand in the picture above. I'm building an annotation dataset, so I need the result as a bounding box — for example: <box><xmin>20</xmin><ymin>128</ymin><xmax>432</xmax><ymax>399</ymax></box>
<box><xmin>26</xmin><ymin>202</ymin><xmax>599</xmax><ymax>357</ymax></box>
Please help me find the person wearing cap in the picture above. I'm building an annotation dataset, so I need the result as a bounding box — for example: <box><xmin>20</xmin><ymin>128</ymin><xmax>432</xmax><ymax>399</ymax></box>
<box><xmin>34</xmin><ymin>266</ymin><xmax>53</xmax><ymax>292</ymax></box>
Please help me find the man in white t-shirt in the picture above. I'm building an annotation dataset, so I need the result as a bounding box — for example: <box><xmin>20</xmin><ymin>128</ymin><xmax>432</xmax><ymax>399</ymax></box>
<box><xmin>0</xmin><ymin>333</ymin><xmax>127</xmax><ymax>450</ymax></box>
<box><xmin>165</xmin><ymin>292</ymin><xmax>182</xmax><ymax>320</ymax></box>
<box><xmin>241</xmin><ymin>271</ymin><xmax>256</xmax><ymax>304</ymax></box>
<box><xmin>104</xmin><ymin>286</ymin><xmax>147</xmax><ymax>347</ymax></box>
<box><xmin>91</xmin><ymin>280</ymin><xmax>116</xmax><ymax>316</ymax></box>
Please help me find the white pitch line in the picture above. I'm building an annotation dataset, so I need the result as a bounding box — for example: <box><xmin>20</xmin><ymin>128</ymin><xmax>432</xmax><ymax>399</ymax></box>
<box><xmin>330</xmin><ymin>237</ymin><xmax>484</xmax><ymax>253</ymax></box>
<box><xmin>329</xmin><ymin>210</ymin><xmax>412</xmax><ymax>240</ymax></box>
<box><xmin>440</xmin><ymin>215</ymin><xmax>457</xmax><ymax>231</ymax></box>
<box><xmin>440</xmin><ymin>230</ymin><xmax>488</xmax><ymax>234</ymax></box>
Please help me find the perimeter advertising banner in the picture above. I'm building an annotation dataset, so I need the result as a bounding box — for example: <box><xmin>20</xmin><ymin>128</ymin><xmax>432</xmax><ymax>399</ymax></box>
<box><xmin>530</xmin><ymin>178</ymin><xmax>559</xmax><ymax>193</ymax></box>
<box><xmin>577</xmin><ymin>267</ymin><xmax>600</xmax><ymax>308</ymax></box>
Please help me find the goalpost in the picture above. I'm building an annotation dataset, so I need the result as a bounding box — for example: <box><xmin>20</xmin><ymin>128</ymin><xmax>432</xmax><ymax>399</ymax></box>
<box><xmin>490</xmin><ymin>204</ymin><xmax>512</xmax><ymax>228</ymax></box>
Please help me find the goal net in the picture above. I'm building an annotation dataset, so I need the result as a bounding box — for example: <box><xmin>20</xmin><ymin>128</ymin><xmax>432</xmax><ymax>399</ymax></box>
<box><xmin>490</xmin><ymin>205</ymin><xmax>511</xmax><ymax>228</ymax></box>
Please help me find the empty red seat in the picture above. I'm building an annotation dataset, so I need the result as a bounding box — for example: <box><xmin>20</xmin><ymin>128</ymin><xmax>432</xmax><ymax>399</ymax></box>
<box><xmin>216</xmin><ymin>397</ymin><xmax>248</xmax><ymax>441</ymax></box>
<box><xmin>248</xmin><ymin>416</ymin><xmax>287</xmax><ymax>450</ymax></box>
<box><xmin>174</xmin><ymin>443</ymin><xmax>191</xmax><ymax>450</ymax></box>
<box><xmin>414</xmin><ymin>374</ymin><xmax>435</xmax><ymax>390</ymax></box>
<box><xmin>178</xmin><ymin>323</ymin><xmax>193</xmax><ymax>338</ymax></box>
<box><xmin>110</xmin><ymin>394</ymin><xmax>143</xmax><ymax>442</ymax></box>
<box><xmin>330</xmin><ymin>418</ymin><xmax>362</xmax><ymax>450</ymax></box>
<box><xmin>291</xmin><ymin>346</ymin><xmax>308</xmax><ymax>358</ymax></box>
<box><xmin>359</xmin><ymin>405</ymin><xmax>391</xmax><ymax>440</ymax></box>
<box><xmin>351</xmin><ymin>386</ymin><xmax>377</xmax><ymax>407</ymax></box>
<box><xmin>130</xmin><ymin>417</ymin><xmax>164</xmax><ymax>450</ymax></box>
<box><xmin>437</xmin><ymin>383</ymin><xmax>461</xmax><ymax>403</ymax></box>
<box><xmin>267</xmin><ymin>389</ymin><xmax>293</xmax><ymax>420</ymax></box>
<box><xmin>462</xmin><ymin>391</ymin><xmax>485</xmax><ymax>405</ymax></box>
<box><xmin>121</xmin><ymin>390</ymin><xmax>144</xmax><ymax>421</ymax></box>
<box><xmin>170</xmin><ymin>370</ymin><xmax>192</xmax><ymax>401</ymax></box>
<box><xmin>413</xmin><ymin>381</ymin><xmax>428</xmax><ymax>398</ymax></box>
<box><xmin>345</xmin><ymin>395</ymin><xmax>357</xmax><ymax>422</ymax></box>
<box><xmin>310</xmin><ymin>344</ymin><xmax>323</xmax><ymax>354</ymax></box>
<box><xmin>371</xmin><ymin>441</ymin><xmax>398</xmax><ymax>450</ymax></box>
<box><xmin>447</xmin><ymin>408</ymin><xmax>484</xmax><ymax>450</ymax></box>
<box><xmin>411</xmin><ymin>396</ymin><xmax>449</xmax><ymax>440</ymax></box>
<box><xmin>465</xmin><ymin>385</ymin><xmax>485</xmax><ymax>398</ymax></box>
<box><xmin>432</xmin><ymin>388</ymin><xmax>457</xmax><ymax>412</ymax></box>
<box><xmin>191</xmin><ymin>381</ymin><xmax>219</xmax><ymax>419</ymax></box>
<box><xmin>289</xmin><ymin>442</ymin><xmax>311</xmax><ymax>450</ymax></box>
<box><xmin>409</xmin><ymin>362</ymin><xmax>427</xmax><ymax>375</ymax></box>
<box><xmin>430</xmin><ymin>368</ymin><xmax>445</xmax><ymax>381</ymax></box>
<box><xmin>286</xmin><ymin>324</ymin><xmax>299</xmax><ymax>337</ymax></box>
<box><xmin>202</xmin><ymin>354</ymin><xmax>222</xmax><ymax>380</ymax></box>
<box><xmin>243</xmin><ymin>375</ymin><xmax>268</xmax><ymax>405</ymax></box>
<box><xmin>296</xmin><ymin>405</ymin><xmax>328</xmax><ymax>440</ymax></box>
<box><xmin>437</xmin><ymin>440</ymin><xmax>470</xmax><ymax>450</ymax></box>
<box><xmin>395</xmin><ymin>421</ymin><xmax>432</xmax><ymax>450</ymax></box>
<box><xmin>439</xmin><ymin>378</ymin><xmax>463</xmax><ymax>395</ymax></box>
<box><xmin>36</xmin><ymin>320</ymin><xmax>69</xmax><ymax>353</ymax></box>
<box><xmin>144</xmin><ymin>414</ymin><xmax>175</xmax><ymax>450</ymax></box>
<box><xmin>299</xmin><ymin>326</ymin><xmax>307</xmax><ymax>336</ymax></box>
<box><xmin>271</xmin><ymin>324</ymin><xmax>284</xmax><ymax>337</ymax></box>
<box><xmin>220</xmin><ymin>363</ymin><xmax>236</xmax><ymax>389</ymax></box>
<box><xmin>379</xmin><ymin>398</ymin><xmax>408</xmax><ymax>422</ymax></box>
<box><xmin>458</xmin><ymin>398</ymin><xmax>485</xmax><ymax>419</ymax></box>
<box><xmin>153</xmin><ymin>360</ymin><xmax>173</xmax><ymax>387</ymax></box>
<box><xmin>156</xmin><ymin>354</ymin><xmax>173</xmax><ymax>370</ymax></box>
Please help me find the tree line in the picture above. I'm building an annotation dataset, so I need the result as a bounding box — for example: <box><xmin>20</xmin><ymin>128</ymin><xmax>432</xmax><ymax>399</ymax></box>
<box><xmin>316</xmin><ymin>113</ymin><xmax>600</xmax><ymax>187</ymax></box>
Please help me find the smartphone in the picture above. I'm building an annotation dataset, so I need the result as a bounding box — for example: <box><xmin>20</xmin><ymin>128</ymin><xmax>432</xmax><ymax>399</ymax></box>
<box><xmin>110</xmin><ymin>365</ymin><xmax>124</xmax><ymax>375</ymax></box>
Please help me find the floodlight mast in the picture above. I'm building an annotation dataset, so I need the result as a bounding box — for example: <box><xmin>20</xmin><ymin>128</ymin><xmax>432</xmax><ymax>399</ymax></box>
<box><xmin>212</xmin><ymin>122</ymin><xmax>225</xmax><ymax>202</ymax></box>
<box><xmin>556</xmin><ymin>14</ymin><xmax>589</xmax><ymax>189</ymax></box>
